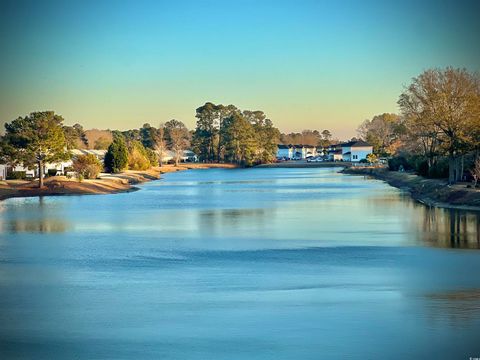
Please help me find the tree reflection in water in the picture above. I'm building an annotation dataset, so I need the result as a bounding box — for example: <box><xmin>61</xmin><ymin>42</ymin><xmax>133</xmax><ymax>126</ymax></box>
<box><xmin>419</xmin><ymin>206</ymin><xmax>480</xmax><ymax>249</ymax></box>
<box><xmin>3</xmin><ymin>197</ymin><xmax>70</xmax><ymax>233</ymax></box>
<box><xmin>424</xmin><ymin>289</ymin><xmax>480</xmax><ymax>326</ymax></box>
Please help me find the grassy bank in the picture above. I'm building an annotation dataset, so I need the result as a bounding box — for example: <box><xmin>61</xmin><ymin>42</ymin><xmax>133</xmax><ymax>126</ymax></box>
<box><xmin>0</xmin><ymin>163</ymin><xmax>237</xmax><ymax>201</ymax></box>
<box><xmin>343</xmin><ymin>167</ymin><xmax>480</xmax><ymax>211</ymax></box>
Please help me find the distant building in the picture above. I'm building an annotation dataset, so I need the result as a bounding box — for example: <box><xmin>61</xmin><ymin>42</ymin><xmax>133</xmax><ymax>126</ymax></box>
<box><xmin>277</xmin><ymin>144</ymin><xmax>319</xmax><ymax>160</ymax></box>
<box><xmin>327</xmin><ymin>144</ymin><xmax>343</xmax><ymax>161</ymax></box>
<box><xmin>70</xmin><ymin>149</ymin><xmax>107</xmax><ymax>161</ymax></box>
<box><xmin>341</xmin><ymin>140</ymin><xmax>373</xmax><ymax>162</ymax></box>
<box><xmin>277</xmin><ymin>145</ymin><xmax>293</xmax><ymax>159</ymax></box>
<box><xmin>0</xmin><ymin>164</ymin><xmax>6</xmax><ymax>180</ymax></box>
<box><xmin>156</xmin><ymin>150</ymin><xmax>198</xmax><ymax>163</ymax></box>
<box><xmin>1</xmin><ymin>149</ymin><xmax>108</xmax><ymax>179</ymax></box>
<box><xmin>45</xmin><ymin>149</ymin><xmax>108</xmax><ymax>175</ymax></box>
<box><xmin>303</xmin><ymin>145</ymin><xmax>316</xmax><ymax>158</ymax></box>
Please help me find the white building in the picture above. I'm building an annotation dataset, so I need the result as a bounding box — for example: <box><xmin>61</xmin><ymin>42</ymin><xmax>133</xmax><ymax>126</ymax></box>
<box><xmin>341</xmin><ymin>140</ymin><xmax>373</xmax><ymax>162</ymax></box>
<box><xmin>277</xmin><ymin>145</ymin><xmax>293</xmax><ymax>159</ymax></box>
<box><xmin>0</xmin><ymin>164</ymin><xmax>6</xmax><ymax>180</ymax></box>
<box><xmin>2</xmin><ymin>149</ymin><xmax>108</xmax><ymax>179</ymax></box>
<box><xmin>304</xmin><ymin>145</ymin><xmax>316</xmax><ymax>158</ymax></box>
<box><xmin>45</xmin><ymin>149</ymin><xmax>108</xmax><ymax>175</ymax></box>
<box><xmin>326</xmin><ymin>144</ymin><xmax>343</xmax><ymax>161</ymax></box>
<box><xmin>156</xmin><ymin>150</ymin><xmax>198</xmax><ymax>163</ymax></box>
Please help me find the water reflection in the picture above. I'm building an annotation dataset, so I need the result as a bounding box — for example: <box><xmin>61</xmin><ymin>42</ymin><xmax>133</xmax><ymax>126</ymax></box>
<box><xmin>418</xmin><ymin>206</ymin><xmax>480</xmax><ymax>249</ymax></box>
<box><xmin>6</xmin><ymin>219</ymin><xmax>69</xmax><ymax>233</ymax></box>
<box><xmin>0</xmin><ymin>168</ymin><xmax>480</xmax><ymax>359</ymax></box>
<box><xmin>0</xmin><ymin>197</ymin><xmax>70</xmax><ymax>233</ymax></box>
<box><xmin>425</xmin><ymin>289</ymin><xmax>480</xmax><ymax>326</ymax></box>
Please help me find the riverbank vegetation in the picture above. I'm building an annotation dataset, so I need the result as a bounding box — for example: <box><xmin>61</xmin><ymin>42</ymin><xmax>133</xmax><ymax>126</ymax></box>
<box><xmin>191</xmin><ymin>103</ymin><xmax>280</xmax><ymax>166</ymax></box>
<box><xmin>358</xmin><ymin>67</ymin><xmax>480</xmax><ymax>185</ymax></box>
<box><xmin>343</xmin><ymin>167</ymin><xmax>480</xmax><ymax>210</ymax></box>
<box><xmin>0</xmin><ymin>102</ymin><xmax>281</xmax><ymax>189</ymax></box>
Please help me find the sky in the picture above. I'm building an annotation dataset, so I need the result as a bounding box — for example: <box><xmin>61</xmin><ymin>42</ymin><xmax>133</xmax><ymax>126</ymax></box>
<box><xmin>0</xmin><ymin>0</ymin><xmax>479</xmax><ymax>139</ymax></box>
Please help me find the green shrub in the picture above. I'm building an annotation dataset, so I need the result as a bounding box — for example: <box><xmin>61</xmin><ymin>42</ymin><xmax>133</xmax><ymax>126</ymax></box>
<box><xmin>7</xmin><ymin>171</ymin><xmax>27</xmax><ymax>180</ymax></box>
<box><xmin>415</xmin><ymin>159</ymin><xmax>429</xmax><ymax>177</ymax></box>
<box><xmin>388</xmin><ymin>156</ymin><xmax>412</xmax><ymax>171</ymax></box>
<box><xmin>127</xmin><ymin>141</ymin><xmax>151</xmax><ymax>170</ymax></box>
<box><xmin>73</xmin><ymin>154</ymin><xmax>102</xmax><ymax>179</ymax></box>
<box><xmin>428</xmin><ymin>158</ymin><xmax>449</xmax><ymax>178</ymax></box>
<box><xmin>145</xmin><ymin>148</ymin><xmax>158</xmax><ymax>166</ymax></box>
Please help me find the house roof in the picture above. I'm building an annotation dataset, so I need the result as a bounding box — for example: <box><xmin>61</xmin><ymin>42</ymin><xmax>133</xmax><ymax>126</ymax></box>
<box><xmin>70</xmin><ymin>149</ymin><xmax>107</xmax><ymax>157</ymax></box>
<box><xmin>328</xmin><ymin>149</ymin><xmax>342</xmax><ymax>154</ymax></box>
<box><xmin>341</xmin><ymin>140</ymin><xmax>372</xmax><ymax>148</ymax></box>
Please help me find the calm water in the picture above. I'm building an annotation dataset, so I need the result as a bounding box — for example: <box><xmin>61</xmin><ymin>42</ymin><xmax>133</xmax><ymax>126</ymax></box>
<box><xmin>1</xmin><ymin>167</ymin><xmax>480</xmax><ymax>359</ymax></box>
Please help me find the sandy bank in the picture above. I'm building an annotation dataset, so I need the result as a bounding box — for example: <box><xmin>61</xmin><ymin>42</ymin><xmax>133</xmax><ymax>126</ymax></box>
<box><xmin>0</xmin><ymin>163</ymin><xmax>237</xmax><ymax>201</ymax></box>
<box><xmin>342</xmin><ymin>167</ymin><xmax>480</xmax><ymax>211</ymax></box>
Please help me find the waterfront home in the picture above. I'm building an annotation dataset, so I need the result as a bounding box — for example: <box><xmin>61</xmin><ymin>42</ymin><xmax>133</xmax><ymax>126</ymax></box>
<box><xmin>45</xmin><ymin>149</ymin><xmax>108</xmax><ymax>175</ymax></box>
<box><xmin>277</xmin><ymin>144</ymin><xmax>319</xmax><ymax>160</ymax></box>
<box><xmin>70</xmin><ymin>149</ymin><xmax>107</xmax><ymax>161</ymax></box>
<box><xmin>0</xmin><ymin>164</ymin><xmax>6</xmax><ymax>180</ymax></box>
<box><xmin>329</xmin><ymin>149</ymin><xmax>343</xmax><ymax>161</ymax></box>
<box><xmin>316</xmin><ymin>146</ymin><xmax>326</xmax><ymax>157</ymax></box>
<box><xmin>157</xmin><ymin>150</ymin><xmax>198</xmax><ymax>163</ymax></box>
<box><xmin>293</xmin><ymin>145</ymin><xmax>317</xmax><ymax>159</ymax></box>
<box><xmin>341</xmin><ymin>140</ymin><xmax>373</xmax><ymax>162</ymax></box>
<box><xmin>326</xmin><ymin>144</ymin><xmax>343</xmax><ymax>161</ymax></box>
<box><xmin>277</xmin><ymin>145</ymin><xmax>293</xmax><ymax>159</ymax></box>
<box><xmin>3</xmin><ymin>149</ymin><xmax>108</xmax><ymax>179</ymax></box>
<box><xmin>304</xmin><ymin>145</ymin><xmax>317</xmax><ymax>158</ymax></box>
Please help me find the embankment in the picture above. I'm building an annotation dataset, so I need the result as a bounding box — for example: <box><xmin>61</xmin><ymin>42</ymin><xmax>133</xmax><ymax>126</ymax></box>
<box><xmin>342</xmin><ymin>167</ymin><xmax>480</xmax><ymax>211</ymax></box>
<box><xmin>0</xmin><ymin>163</ymin><xmax>237</xmax><ymax>201</ymax></box>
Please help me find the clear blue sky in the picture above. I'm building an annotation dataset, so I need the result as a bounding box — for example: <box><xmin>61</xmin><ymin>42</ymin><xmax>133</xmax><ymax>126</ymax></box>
<box><xmin>1</xmin><ymin>0</ymin><xmax>479</xmax><ymax>138</ymax></box>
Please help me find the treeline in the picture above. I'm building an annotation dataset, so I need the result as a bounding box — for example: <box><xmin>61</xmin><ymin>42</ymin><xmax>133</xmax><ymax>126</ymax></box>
<box><xmin>191</xmin><ymin>103</ymin><xmax>280</xmax><ymax>166</ymax></box>
<box><xmin>357</xmin><ymin>67</ymin><xmax>480</xmax><ymax>184</ymax></box>
<box><xmin>280</xmin><ymin>129</ymin><xmax>337</xmax><ymax>147</ymax></box>
<box><xmin>63</xmin><ymin>125</ymin><xmax>112</xmax><ymax>150</ymax></box>
<box><xmin>0</xmin><ymin>112</ymin><xmax>192</xmax><ymax>186</ymax></box>
<box><xmin>0</xmin><ymin>102</ymin><xmax>281</xmax><ymax>187</ymax></box>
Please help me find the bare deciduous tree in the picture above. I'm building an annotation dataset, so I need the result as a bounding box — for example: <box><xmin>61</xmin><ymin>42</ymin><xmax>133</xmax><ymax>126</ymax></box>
<box><xmin>155</xmin><ymin>123</ymin><xmax>167</xmax><ymax>167</ymax></box>
<box><xmin>165</xmin><ymin>120</ymin><xmax>190</xmax><ymax>166</ymax></box>
<box><xmin>399</xmin><ymin>67</ymin><xmax>480</xmax><ymax>184</ymax></box>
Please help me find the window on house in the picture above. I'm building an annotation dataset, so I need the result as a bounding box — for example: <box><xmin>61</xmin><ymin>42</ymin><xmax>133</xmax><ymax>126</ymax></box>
<box><xmin>353</xmin><ymin>155</ymin><xmax>358</xmax><ymax>160</ymax></box>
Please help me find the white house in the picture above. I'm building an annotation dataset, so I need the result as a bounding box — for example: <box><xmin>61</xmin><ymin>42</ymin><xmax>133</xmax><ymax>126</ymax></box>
<box><xmin>45</xmin><ymin>149</ymin><xmax>108</xmax><ymax>175</ymax></box>
<box><xmin>2</xmin><ymin>149</ymin><xmax>108</xmax><ymax>179</ymax></box>
<box><xmin>329</xmin><ymin>149</ymin><xmax>343</xmax><ymax>161</ymax></box>
<box><xmin>0</xmin><ymin>164</ymin><xmax>6</xmax><ymax>180</ymax></box>
<box><xmin>304</xmin><ymin>145</ymin><xmax>317</xmax><ymax>158</ymax></box>
<box><xmin>341</xmin><ymin>140</ymin><xmax>373</xmax><ymax>162</ymax></box>
<box><xmin>277</xmin><ymin>145</ymin><xmax>293</xmax><ymax>159</ymax></box>
<box><xmin>326</xmin><ymin>144</ymin><xmax>343</xmax><ymax>161</ymax></box>
<box><xmin>156</xmin><ymin>150</ymin><xmax>198</xmax><ymax>163</ymax></box>
<box><xmin>70</xmin><ymin>149</ymin><xmax>107</xmax><ymax>161</ymax></box>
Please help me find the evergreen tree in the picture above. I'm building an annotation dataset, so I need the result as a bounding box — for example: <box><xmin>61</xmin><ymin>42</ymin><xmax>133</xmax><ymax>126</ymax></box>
<box><xmin>104</xmin><ymin>136</ymin><xmax>128</xmax><ymax>173</ymax></box>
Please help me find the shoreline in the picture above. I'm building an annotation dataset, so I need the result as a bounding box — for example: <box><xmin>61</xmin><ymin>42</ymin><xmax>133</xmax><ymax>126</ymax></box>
<box><xmin>342</xmin><ymin>167</ymin><xmax>480</xmax><ymax>212</ymax></box>
<box><xmin>0</xmin><ymin>163</ymin><xmax>237</xmax><ymax>201</ymax></box>
<box><xmin>3</xmin><ymin>162</ymin><xmax>479</xmax><ymax>212</ymax></box>
<box><xmin>257</xmin><ymin>161</ymin><xmax>349</xmax><ymax>168</ymax></box>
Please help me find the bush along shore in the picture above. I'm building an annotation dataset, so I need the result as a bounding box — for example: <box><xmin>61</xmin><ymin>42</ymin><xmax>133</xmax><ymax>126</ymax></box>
<box><xmin>342</xmin><ymin>167</ymin><xmax>480</xmax><ymax>211</ymax></box>
<box><xmin>0</xmin><ymin>163</ymin><xmax>236</xmax><ymax>201</ymax></box>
